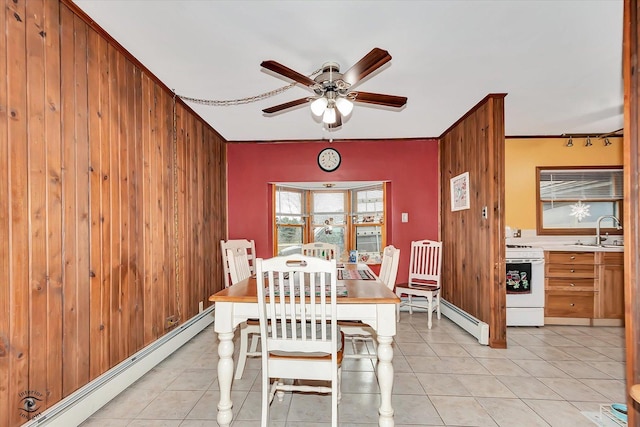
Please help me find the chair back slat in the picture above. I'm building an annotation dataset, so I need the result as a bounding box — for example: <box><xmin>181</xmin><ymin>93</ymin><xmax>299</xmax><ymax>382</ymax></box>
<box><xmin>221</xmin><ymin>239</ymin><xmax>256</xmax><ymax>288</ymax></box>
<box><xmin>408</xmin><ymin>240</ymin><xmax>442</xmax><ymax>286</ymax></box>
<box><xmin>226</xmin><ymin>248</ymin><xmax>252</xmax><ymax>286</ymax></box>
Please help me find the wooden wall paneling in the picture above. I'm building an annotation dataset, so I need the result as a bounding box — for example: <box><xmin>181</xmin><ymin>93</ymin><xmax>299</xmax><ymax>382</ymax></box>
<box><xmin>87</xmin><ymin>27</ymin><xmax>104</xmax><ymax>381</ymax></box>
<box><xmin>115</xmin><ymin>46</ymin><xmax>129</xmax><ymax>361</ymax></box>
<box><xmin>439</xmin><ymin>94</ymin><xmax>506</xmax><ymax>348</ymax></box>
<box><xmin>623</xmin><ymin>1</ymin><xmax>640</xmax><ymax>424</ymax></box>
<box><xmin>108</xmin><ymin>43</ymin><xmax>122</xmax><ymax>366</ymax></box>
<box><xmin>195</xmin><ymin>120</ymin><xmax>205</xmax><ymax>317</ymax></box>
<box><xmin>26</xmin><ymin>0</ymin><xmax>49</xmax><ymax>415</ymax></box>
<box><xmin>6</xmin><ymin>0</ymin><xmax>30</xmax><ymax>423</ymax></box>
<box><xmin>182</xmin><ymin>107</ymin><xmax>193</xmax><ymax>317</ymax></box>
<box><xmin>119</xmin><ymin>55</ymin><xmax>131</xmax><ymax>359</ymax></box>
<box><xmin>60</xmin><ymin>4</ymin><xmax>79</xmax><ymax>396</ymax></box>
<box><xmin>73</xmin><ymin>13</ymin><xmax>91</xmax><ymax>388</ymax></box>
<box><xmin>44</xmin><ymin>0</ymin><xmax>63</xmax><ymax>407</ymax></box>
<box><xmin>98</xmin><ymin>38</ymin><xmax>113</xmax><ymax>370</ymax></box>
<box><xmin>150</xmin><ymin>83</ymin><xmax>164</xmax><ymax>340</ymax></box>
<box><xmin>0</xmin><ymin>2</ymin><xmax>10</xmax><ymax>424</ymax></box>
<box><xmin>163</xmin><ymin>91</ymin><xmax>176</xmax><ymax>328</ymax></box>
<box><xmin>141</xmin><ymin>73</ymin><xmax>155</xmax><ymax>343</ymax></box>
<box><xmin>132</xmin><ymin>65</ymin><xmax>144</xmax><ymax>353</ymax></box>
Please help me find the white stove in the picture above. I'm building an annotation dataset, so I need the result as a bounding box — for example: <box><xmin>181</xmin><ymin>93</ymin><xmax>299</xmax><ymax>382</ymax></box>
<box><xmin>505</xmin><ymin>245</ymin><xmax>545</xmax><ymax>326</ymax></box>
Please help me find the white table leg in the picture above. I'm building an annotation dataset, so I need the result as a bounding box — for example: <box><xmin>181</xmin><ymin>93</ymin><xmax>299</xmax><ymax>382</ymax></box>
<box><xmin>376</xmin><ymin>335</ymin><xmax>394</xmax><ymax>426</ymax></box>
<box><xmin>216</xmin><ymin>331</ymin><xmax>234</xmax><ymax>426</ymax></box>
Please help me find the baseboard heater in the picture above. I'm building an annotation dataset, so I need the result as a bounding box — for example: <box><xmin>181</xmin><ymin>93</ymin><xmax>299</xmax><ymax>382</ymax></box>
<box><xmin>24</xmin><ymin>306</ymin><xmax>215</xmax><ymax>427</ymax></box>
<box><xmin>440</xmin><ymin>299</ymin><xmax>489</xmax><ymax>345</ymax></box>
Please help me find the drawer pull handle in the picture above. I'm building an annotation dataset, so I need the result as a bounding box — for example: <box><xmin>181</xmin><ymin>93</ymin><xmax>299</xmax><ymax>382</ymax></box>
<box><xmin>570</xmin><ymin>303</ymin><xmax>575</xmax><ymax>306</ymax></box>
<box><xmin>570</xmin><ymin>283</ymin><xmax>575</xmax><ymax>286</ymax></box>
<box><xmin>570</xmin><ymin>269</ymin><xmax>575</xmax><ymax>273</ymax></box>
<box><xmin>570</xmin><ymin>256</ymin><xmax>575</xmax><ymax>260</ymax></box>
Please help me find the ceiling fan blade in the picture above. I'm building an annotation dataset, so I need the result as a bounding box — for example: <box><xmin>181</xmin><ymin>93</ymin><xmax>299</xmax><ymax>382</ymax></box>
<box><xmin>262</xmin><ymin>97</ymin><xmax>310</xmax><ymax>114</ymax></box>
<box><xmin>328</xmin><ymin>110</ymin><xmax>342</xmax><ymax>129</ymax></box>
<box><xmin>342</xmin><ymin>48</ymin><xmax>392</xmax><ymax>86</ymax></box>
<box><xmin>261</xmin><ymin>60</ymin><xmax>317</xmax><ymax>87</ymax></box>
<box><xmin>352</xmin><ymin>91</ymin><xmax>407</xmax><ymax>108</ymax></box>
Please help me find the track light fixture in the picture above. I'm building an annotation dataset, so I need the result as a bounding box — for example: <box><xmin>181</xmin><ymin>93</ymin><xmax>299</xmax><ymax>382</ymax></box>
<box><xmin>585</xmin><ymin>136</ymin><xmax>592</xmax><ymax>147</ymax></box>
<box><xmin>604</xmin><ymin>138</ymin><xmax>612</xmax><ymax>146</ymax></box>
<box><xmin>566</xmin><ymin>136</ymin><xmax>573</xmax><ymax>147</ymax></box>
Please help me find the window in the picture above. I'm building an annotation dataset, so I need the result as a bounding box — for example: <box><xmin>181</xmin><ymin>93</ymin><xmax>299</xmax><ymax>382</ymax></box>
<box><xmin>273</xmin><ymin>183</ymin><xmax>386</xmax><ymax>262</ymax></box>
<box><xmin>536</xmin><ymin>167</ymin><xmax>623</xmax><ymax>235</ymax></box>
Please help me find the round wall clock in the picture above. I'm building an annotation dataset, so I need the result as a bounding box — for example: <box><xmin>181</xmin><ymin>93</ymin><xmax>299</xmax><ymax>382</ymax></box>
<box><xmin>318</xmin><ymin>148</ymin><xmax>341</xmax><ymax>172</ymax></box>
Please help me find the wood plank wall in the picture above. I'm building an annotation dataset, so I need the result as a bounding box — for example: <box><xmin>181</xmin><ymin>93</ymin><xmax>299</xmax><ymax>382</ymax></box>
<box><xmin>623</xmin><ymin>1</ymin><xmax>640</xmax><ymax>425</ymax></box>
<box><xmin>439</xmin><ymin>94</ymin><xmax>507</xmax><ymax>348</ymax></box>
<box><xmin>0</xmin><ymin>1</ymin><xmax>227</xmax><ymax>425</ymax></box>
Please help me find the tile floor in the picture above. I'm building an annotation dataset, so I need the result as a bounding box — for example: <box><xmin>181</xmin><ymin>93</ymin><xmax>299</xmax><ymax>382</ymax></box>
<box><xmin>81</xmin><ymin>312</ymin><xmax>626</xmax><ymax>426</ymax></box>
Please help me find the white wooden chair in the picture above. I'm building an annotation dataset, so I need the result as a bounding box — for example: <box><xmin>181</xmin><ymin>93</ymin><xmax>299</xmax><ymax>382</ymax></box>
<box><xmin>256</xmin><ymin>254</ymin><xmax>343</xmax><ymax>427</ymax></box>
<box><xmin>301</xmin><ymin>242</ymin><xmax>339</xmax><ymax>260</ymax></box>
<box><xmin>224</xmin><ymin>246</ymin><xmax>260</xmax><ymax>380</ymax></box>
<box><xmin>339</xmin><ymin>245</ymin><xmax>400</xmax><ymax>360</ymax></box>
<box><xmin>395</xmin><ymin>240</ymin><xmax>443</xmax><ymax>329</ymax></box>
<box><xmin>220</xmin><ymin>239</ymin><xmax>256</xmax><ymax>288</ymax></box>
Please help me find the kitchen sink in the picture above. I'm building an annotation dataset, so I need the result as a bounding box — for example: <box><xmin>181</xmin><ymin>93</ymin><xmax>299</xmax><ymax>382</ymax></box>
<box><xmin>568</xmin><ymin>243</ymin><xmax>624</xmax><ymax>249</ymax></box>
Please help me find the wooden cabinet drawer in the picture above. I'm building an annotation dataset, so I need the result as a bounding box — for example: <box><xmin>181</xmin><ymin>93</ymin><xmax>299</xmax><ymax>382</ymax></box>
<box><xmin>545</xmin><ymin>291</ymin><xmax>594</xmax><ymax>318</ymax></box>
<box><xmin>545</xmin><ymin>263</ymin><xmax>595</xmax><ymax>278</ymax></box>
<box><xmin>546</xmin><ymin>251</ymin><xmax>595</xmax><ymax>265</ymax></box>
<box><xmin>546</xmin><ymin>277</ymin><xmax>594</xmax><ymax>290</ymax></box>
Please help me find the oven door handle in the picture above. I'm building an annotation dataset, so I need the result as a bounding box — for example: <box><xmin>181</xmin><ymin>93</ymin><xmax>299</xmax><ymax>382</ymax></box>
<box><xmin>506</xmin><ymin>259</ymin><xmax>545</xmax><ymax>264</ymax></box>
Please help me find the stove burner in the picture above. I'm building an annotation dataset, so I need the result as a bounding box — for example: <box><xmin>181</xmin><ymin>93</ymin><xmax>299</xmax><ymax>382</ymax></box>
<box><xmin>507</xmin><ymin>244</ymin><xmax>533</xmax><ymax>248</ymax></box>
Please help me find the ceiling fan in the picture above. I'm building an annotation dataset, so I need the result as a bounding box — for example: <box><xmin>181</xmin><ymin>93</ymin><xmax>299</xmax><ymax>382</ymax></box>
<box><xmin>261</xmin><ymin>47</ymin><xmax>408</xmax><ymax>129</ymax></box>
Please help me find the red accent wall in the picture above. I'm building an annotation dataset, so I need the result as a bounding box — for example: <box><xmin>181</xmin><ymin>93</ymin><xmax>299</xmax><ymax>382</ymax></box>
<box><xmin>226</xmin><ymin>139</ymin><xmax>439</xmax><ymax>283</ymax></box>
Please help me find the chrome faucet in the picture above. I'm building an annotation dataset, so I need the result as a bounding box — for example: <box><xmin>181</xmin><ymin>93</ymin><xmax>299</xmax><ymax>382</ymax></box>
<box><xmin>595</xmin><ymin>215</ymin><xmax>622</xmax><ymax>246</ymax></box>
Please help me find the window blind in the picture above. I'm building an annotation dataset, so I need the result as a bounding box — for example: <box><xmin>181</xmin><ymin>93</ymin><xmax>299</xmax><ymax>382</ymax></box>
<box><xmin>539</xmin><ymin>169</ymin><xmax>623</xmax><ymax>200</ymax></box>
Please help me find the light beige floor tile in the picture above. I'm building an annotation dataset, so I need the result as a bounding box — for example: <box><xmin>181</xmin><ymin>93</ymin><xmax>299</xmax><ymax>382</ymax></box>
<box><xmin>392</xmin><ymin>371</ymin><xmax>428</xmax><ymax>394</ymax></box>
<box><xmin>395</xmin><ymin>341</ymin><xmax>437</xmax><ymax>356</ymax></box>
<box><xmin>525</xmin><ymin>399</ymin><xmax>597</xmax><ymax>427</ymax></box>
<box><xmin>166</xmin><ymin>368</ymin><xmax>216</xmax><ymax>390</ymax></box>
<box><xmin>429</xmin><ymin>342</ymin><xmax>472</xmax><ymax>358</ymax></box>
<box><xmin>415</xmin><ymin>372</ymin><xmax>471</xmax><ymax>396</ymax></box>
<box><xmin>579</xmin><ymin>379</ymin><xmax>627</xmax><ymax>403</ymax></box>
<box><xmin>497</xmin><ymin>376</ymin><xmax>562</xmax><ymax>400</ymax></box>
<box><xmin>80</xmin><ymin>419</ymin><xmax>131</xmax><ymax>426</ymax></box>
<box><xmin>512</xmin><ymin>359</ymin><xmax>571</xmax><ymax>378</ymax></box>
<box><xmin>340</xmin><ymin>370</ymin><xmax>380</xmax><ymax>393</ymax></box>
<box><xmin>549</xmin><ymin>360</ymin><xmax>613</xmax><ymax>379</ymax></box>
<box><xmin>429</xmin><ymin>395</ymin><xmax>498</xmax><ymax>426</ymax></box>
<box><xmin>537</xmin><ymin>377</ymin><xmax>609</xmax><ymax>402</ymax></box>
<box><xmin>477</xmin><ymin>397</ymin><xmax>550</xmax><ymax>427</ymax></box>
<box><xmin>136</xmin><ymin>390</ymin><xmax>205</xmax><ymax>420</ymax></box>
<box><xmin>128</xmin><ymin>421</ymin><xmax>181</xmax><ymax>426</ymax></box>
<box><xmin>285</xmin><ymin>393</ymin><xmax>335</xmax><ymax>424</ymax></box>
<box><xmin>461</xmin><ymin>344</ymin><xmax>508</xmax><ymax>359</ymax></box>
<box><xmin>560</xmin><ymin>346</ymin><xmax>615</xmax><ymax>362</ymax></box>
<box><xmin>391</xmin><ymin>394</ymin><xmax>443</xmax><ymax>425</ymax></box>
<box><xmin>524</xmin><ymin>346</ymin><xmax>576</xmax><ymax>361</ymax></box>
<box><xmin>586</xmin><ymin>360</ymin><xmax>626</xmax><ymax>380</ymax></box>
<box><xmin>91</xmin><ymin>387</ymin><xmax>161</xmax><ymax>419</ymax></box>
<box><xmin>454</xmin><ymin>375</ymin><xmax>517</xmax><ymax>398</ymax></box>
<box><xmin>337</xmin><ymin>392</ymin><xmax>381</xmax><ymax>424</ymax></box>
<box><xmin>476</xmin><ymin>357</ymin><xmax>530</xmax><ymax>377</ymax></box>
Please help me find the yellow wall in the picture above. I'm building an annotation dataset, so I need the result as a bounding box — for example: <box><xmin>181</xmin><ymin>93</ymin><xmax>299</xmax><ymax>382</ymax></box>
<box><xmin>505</xmin><ymin>137</ymin><xmax>623</xmax><ymax>231</ymax></box>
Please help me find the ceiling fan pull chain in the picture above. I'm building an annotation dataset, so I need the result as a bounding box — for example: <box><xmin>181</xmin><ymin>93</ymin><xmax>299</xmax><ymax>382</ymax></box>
<box><xmin>178</xmin><ymin>67</ymin><xmax>322</xmax><ymax>106</ymax></box>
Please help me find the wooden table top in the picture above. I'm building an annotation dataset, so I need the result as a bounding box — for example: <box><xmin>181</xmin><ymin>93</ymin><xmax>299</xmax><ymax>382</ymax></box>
<box><xmin>210</xmin><ymin>263</ymin><xmax>400</xmax><ymax>304</ymax></box>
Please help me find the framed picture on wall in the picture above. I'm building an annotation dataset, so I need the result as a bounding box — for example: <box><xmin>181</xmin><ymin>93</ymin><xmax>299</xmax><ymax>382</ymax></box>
<box><xmin>450</xmin><ymin>172</ymin><xmax>470</xmax><ymax>211</ymax></box>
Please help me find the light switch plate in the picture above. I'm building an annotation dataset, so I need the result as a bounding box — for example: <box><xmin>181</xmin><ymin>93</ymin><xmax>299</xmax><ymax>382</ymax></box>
<box><xmin>401</xmin><ymin>212</ymin><xmax>408</xmax><ymax>223</ymax></box>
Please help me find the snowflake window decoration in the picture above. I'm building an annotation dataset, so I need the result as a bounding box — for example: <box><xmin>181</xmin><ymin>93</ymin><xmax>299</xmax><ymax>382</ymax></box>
<box><xmin>569</xmin><ymin>201</ymin><xmax>591</xmax><ymax>222</ymax></box>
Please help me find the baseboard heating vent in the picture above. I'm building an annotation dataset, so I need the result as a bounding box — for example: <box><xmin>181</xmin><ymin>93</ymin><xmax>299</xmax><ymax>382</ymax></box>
<box><xmin>440</xmin><ymin>299</ymin><xmax>489</xmax><ymax>345</ymax></box>
<box><xmin>24</xmin><ymin>306</ymin><xmax>215</xmax><ymax>427</ymax></box>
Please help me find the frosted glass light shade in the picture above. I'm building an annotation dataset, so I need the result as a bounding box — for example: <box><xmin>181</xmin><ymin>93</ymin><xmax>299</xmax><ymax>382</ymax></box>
<box><xmin>322</xmin><ymin>107</ymin><xmax>336</xmax><ymax>124</ymax></box>
<box><xmin>310</xmin><ymin>97</ymin><xmax>328</xmax><ymax>116</ymax></box>
<box><xmin>335</xmin><ymin>97</ymin><xmax>353</xmax><ymax>116</ymax></box>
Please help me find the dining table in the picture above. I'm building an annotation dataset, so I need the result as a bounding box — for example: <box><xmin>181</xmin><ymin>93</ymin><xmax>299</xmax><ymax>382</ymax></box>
<box><xmin>208</xmin><ymin>261</ymin><xmax>401</xmax><ymax>427</ymax></box>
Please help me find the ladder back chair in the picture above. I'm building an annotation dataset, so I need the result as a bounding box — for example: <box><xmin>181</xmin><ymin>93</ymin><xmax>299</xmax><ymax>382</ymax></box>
<box><xmin>225</xmin><ymin>246</ymin><xmax>260</xmax><ymax>380</ymax></box>
<box><xmin>301</xmin><ymin>242</ymin><xmax>339</xmax><ymax>260</ymax></box>
<box><xmin>256</xmin><ymin>254</ymin><xmax>343</xmax><ymax>427</ymax></box>
<box><xmin>220</xmin><ymin>239</ymin><xmax>256</xmax><ymax>289</ymax></box>
<box><xmin>395</xmin><ymin>240</ymin><xmax>443</xmax><ymax>329</ymax></box>
<box><xmin>339</xmin><ymin>245</ymin><xmax>400</xmax><ymax>360</ymax></box>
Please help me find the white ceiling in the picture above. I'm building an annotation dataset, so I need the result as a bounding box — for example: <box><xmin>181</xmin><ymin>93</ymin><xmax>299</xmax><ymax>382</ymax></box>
<box><xmin>73</xmin><ymin>0</ymin><xmax>624</xmax><ymax>142</ymax></box>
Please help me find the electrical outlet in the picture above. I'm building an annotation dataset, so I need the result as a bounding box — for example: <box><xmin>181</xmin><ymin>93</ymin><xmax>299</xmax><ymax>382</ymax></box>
<box><xmin>165</xmin><ymin>315</ymin><xmax>178</xmax><ymax>329</ymax></box>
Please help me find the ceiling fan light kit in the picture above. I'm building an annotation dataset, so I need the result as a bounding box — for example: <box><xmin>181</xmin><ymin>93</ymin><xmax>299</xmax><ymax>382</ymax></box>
<box><xmin>261</xmin><ymin>48</ymin><xmax>407</xmax><ymax>129</ymax></box>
